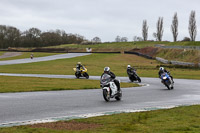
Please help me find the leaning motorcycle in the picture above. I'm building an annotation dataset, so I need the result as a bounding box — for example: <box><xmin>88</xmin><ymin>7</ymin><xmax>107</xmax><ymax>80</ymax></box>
<box><xmin>160</xmin><ymin>72</ymin><xmax>174</xmax><ymax>90</ymax></box>
<box><xmin>100</xmin><ymin>74</ymin><xmax>122</xmax><ymax>102</ymax></box>
<box><xmin>128</xmin><ymin>70</ymin><xmax>141</xmax><ymax>83</ymax></box>
<box><xmin>73</xmin><ymin>67</ymin><xmax>89</xmax><ymax>79</ymax></box>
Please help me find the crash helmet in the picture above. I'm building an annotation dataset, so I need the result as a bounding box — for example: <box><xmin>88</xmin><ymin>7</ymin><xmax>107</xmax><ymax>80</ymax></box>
<box><xmin>159</xmin><ymin>67</ymin><xmax>164</xmax><ymax>71</ymax></box>
<box><xmin>127</xmin><ymin>65</ymin><xmax>131</xmax><ymax>68</ymax></box>
<box><xmin>77</xmin><ymin>62</ymin><xmax>82</xmax><ymax>65</ymax></box>
<box><xmin>104</xmin><ymin>67</ymin><xmax>110</xmax><ymax>73</ymax></box>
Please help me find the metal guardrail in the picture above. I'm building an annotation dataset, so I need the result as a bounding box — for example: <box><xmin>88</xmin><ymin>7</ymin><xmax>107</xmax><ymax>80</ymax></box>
<box><xmin>155</xmin><ymin>57</ymin><xmax>169</xmax><ymax>64</ymax></box>
<box><xmin>156</xmin><ymin>57</ymin><xmax>199</xmax><ymax>67</ymax></box>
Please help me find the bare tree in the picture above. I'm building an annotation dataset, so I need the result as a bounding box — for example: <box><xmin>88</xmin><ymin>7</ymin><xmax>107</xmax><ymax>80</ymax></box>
<box><xmin>171</xmin><ymin>12</ymin><xmax>178</xmax><ymax>42</ymax></box>
<box><xmin>91</xmin><ymin>36</ymin><xmax>101</xmax><ymax>44</ymax></box>
<box><xmin>121</xmin><ymin>37</ymin><xmax>128</xmax><ymax>42</ymax></box>
<box><xmin>156</xmin><ymin>17</ymin><xmax>164</xmax><ymax>41</ymax></box>
<box><xmin>152</xmin><ymin>32</ymin><xmax>158</xmax><ymax>41</ymax></box>
<box><xmin>188</xmin><ymin>10</ymin><xmax>197</xmax><ymax>41</ymax></box>
<box><xmin>142</xmin><ymin>20</ymin><xmax>148</xmax><ymax>41</ymax></box>
<box><xmin>115</xmin><ymin>36</ymin><xmax>121</xmax><ymax>42</ymax></box>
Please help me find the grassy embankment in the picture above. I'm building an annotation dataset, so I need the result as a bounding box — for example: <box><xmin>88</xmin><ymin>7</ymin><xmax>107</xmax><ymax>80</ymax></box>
<box><xmin>0</xmin><ymin>52</ymin><xmax>61</xmax><ymax>61</ymax></box>
<box><xmin>0</xmin><ymin>76</ymin><xmax>138</xmax><ymax>93</ymax></box>
<box><xmin>156</xmin><ymin>48</ymin><xmax>200</xmax><ymax>63</ymax></box>
<box><xmin>1</xmin><ymin>105</ymin><xmax>200</xmax><ymax>132</ymax></box>
<box><xmin>47</xmin><ymin>41</ymin><xmax>200</xmax><ymax>50</ymax></box>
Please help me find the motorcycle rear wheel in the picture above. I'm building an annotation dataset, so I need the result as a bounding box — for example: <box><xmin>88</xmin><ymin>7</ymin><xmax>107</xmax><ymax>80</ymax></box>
<box><xmin>115</xmin><ymin>91</ymin><xmax>122</xmax><ymax>101</ymax></box>
<box><xmin>75</xmin><ymin>73</ymin><xmax>80</xmax><ymax>78</ymax></box>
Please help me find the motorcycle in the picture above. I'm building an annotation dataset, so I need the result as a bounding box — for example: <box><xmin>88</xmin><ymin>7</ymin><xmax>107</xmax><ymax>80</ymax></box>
<box><xmin>160</xmin><ymin>72</ymin><xmax>174</xmax><ymax>90</ymax></box>
<box><xmin>100</xmin><ymin>74</ymin><xmax>122</xmax><ymax>102</ymax></box>
<box><xmin>128</xmin><ymin>70</ymin><xmax>141</xmax><ymax>83</ymax></box>
<box><xmin>73</xmin><ymin>67</ymin><xmax>89</xmax><ymax>79</ymax></box>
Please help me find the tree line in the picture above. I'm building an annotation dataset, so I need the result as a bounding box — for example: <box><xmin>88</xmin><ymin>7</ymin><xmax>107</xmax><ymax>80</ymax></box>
<box><xmin>116</xmin><ymin>10</ymin><xmax>198</xmax><ymax>42</ymax></box>
<box><xmin>0</xmin><ymin>26</ymin><xmax>85</xmax><ymax>48</ymax></box>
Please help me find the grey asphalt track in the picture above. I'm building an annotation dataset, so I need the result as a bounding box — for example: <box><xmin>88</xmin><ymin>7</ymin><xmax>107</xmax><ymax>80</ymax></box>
<box><xmin>0</xmin><ymin>53</ymin><xmax>91</xmax><ymax>65</ymax></box>
<box><xmin>0</xmin><ymin>73</ymin><xmax>200</xmax><ymax>126</ymax></box>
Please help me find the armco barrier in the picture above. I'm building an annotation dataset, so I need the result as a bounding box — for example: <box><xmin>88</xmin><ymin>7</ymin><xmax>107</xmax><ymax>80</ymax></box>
<box><xmin>156</xmin><ymin>57</ymin><xmax>200</xmax><ymax>67</ymax></box>
<box><xmin>170</xmin><ymin>60</ymin><xmax>195</xmax><ymax>67</ymax></box>
<box><xmin>155</xmin><ymin>57</ymin><xmax>169</xmax><ymax>64</ymax></box>
<box><xmin>155</xmin><ymin>45</ymin><xmax>200</xmax><ymax>50</ymax></box>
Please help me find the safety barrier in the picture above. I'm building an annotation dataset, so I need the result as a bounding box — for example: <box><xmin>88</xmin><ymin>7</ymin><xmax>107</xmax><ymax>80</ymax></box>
<box><xmin>124</xmin><ymin>51</ymin><xmax>154</xmax><ymax>59</ymax></box>
<box><xmin>170</xmin><ymin>60</ymin><xmax>195</xmax><ymax>67</ymax></box>
<box><xmin>155</xmin><ymin>57</ymin><xmax>169</xmax><ymax>64</ymax></box>
<box><xmin>156</xmin><ymin>57</ymin><xmax>199</xmax><ymax>67</ymax></box>
<box><xmin>155</xmin><ymin>45</ymin><xmax>200</xmax><ymax>50</ymax></box>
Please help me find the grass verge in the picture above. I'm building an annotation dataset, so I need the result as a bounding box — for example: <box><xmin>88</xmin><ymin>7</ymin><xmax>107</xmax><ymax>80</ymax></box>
<box><xmin>0</xmin><ymin>53</ymin><xmax>199</xmax><ymax>79</ymax></box>
<box><xmin>1</xmin><ymin>105</ymin><xmax>200</xmax><ymax>132</ymax></box>
<box><xmin>0</xmin><ymin>76</ymin><xmax>139</xmax><ymax>93</ymax></box>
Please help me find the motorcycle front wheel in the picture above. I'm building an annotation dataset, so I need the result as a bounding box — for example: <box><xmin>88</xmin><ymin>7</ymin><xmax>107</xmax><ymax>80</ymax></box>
<box><xmin>84</xmin><ymin>72</ymin><xmax>89</xmax><ymax>79</ymax></box>
<box><xmin>137</xmin><ymin>77</ymin><xmax>141</xmax><ymax>83</ymax></box>
<box><xmin>103</xmin><ymin>89</ymin><xmax>110</xmax><ymax>102</ymax></box>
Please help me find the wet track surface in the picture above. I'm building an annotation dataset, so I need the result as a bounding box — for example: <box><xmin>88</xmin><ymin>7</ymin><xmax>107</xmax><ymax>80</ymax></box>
<box><xmin>0</xmin><ymin>74</ymin><xmax>200</xmax><ymax>126</ymax></box>
<box><xmin>0</xmin><ymin>53</ymin><xmax>91</xmax><ymax>65</ymax></box>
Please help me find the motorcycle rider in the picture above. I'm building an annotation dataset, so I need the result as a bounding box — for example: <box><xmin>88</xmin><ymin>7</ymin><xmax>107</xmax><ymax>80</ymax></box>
<box><xmin>127</xmin><ymin>65</ymin><xmax>136</xmax><ymax>75</ymax></box>
<box><xmin>158</xmin><ymin>67</ymin><xmax>174</xmax><ymax>83</ymax></box>
<box><xmin>76</xmin><ymin>62</ymin><xmax>85</xmax><ymax>74</ymax></box>
<box><xmin>101</xmin><ymin>67</ymin><xmax>121</xmax><ymax>92</ymax></box>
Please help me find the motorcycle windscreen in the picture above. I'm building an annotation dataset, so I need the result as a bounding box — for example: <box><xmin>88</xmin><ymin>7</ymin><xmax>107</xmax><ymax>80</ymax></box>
<box><xmin>100</xmin><ymin>74</ymin><xmax>111</xmax><ymax>85</ymax></box>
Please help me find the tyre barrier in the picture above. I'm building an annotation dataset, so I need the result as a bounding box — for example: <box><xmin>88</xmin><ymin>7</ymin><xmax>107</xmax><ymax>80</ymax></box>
<box><xmin>124</xmin><ymin>51</ymin><xmax>154</xmax><ymax>59</ymax></box>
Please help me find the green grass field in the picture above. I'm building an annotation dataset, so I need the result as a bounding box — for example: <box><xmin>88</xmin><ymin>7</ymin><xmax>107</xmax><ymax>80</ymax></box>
<box><xmin>0</xmin><ymin>76</ymin><xmax>139</xmax><ymax>93</ymax></box>
<box><xmin>0</xmin><ymin>53</ymin><xmax>199</xmax><ymax>79</ymax></box>
<box><xmin>0</xmin><ymin>76</ymin><xmax>101</xmax><ymax>93</ymax></box>
<box><xmin>1</xmin><ymin>105</ymin><xmax>200</xmax><ymax>133</ymax></box>
<box><xmin>0</xmin><ymin>52</ymin><xmax>61</xmax><ymax>61</ymax></box>
<box><xmin>0</xmin><ymin>51</ymin><xmax>5</xmax><ymax>56</ymax></box>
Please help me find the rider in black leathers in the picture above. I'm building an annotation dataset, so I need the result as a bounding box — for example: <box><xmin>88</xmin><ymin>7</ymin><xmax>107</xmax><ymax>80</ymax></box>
<box><xmin>101</xmin><ymin>67</ymin><xmax>121</xmax><ymax>92</ymax></box>
<box><xmin>127</xmin><ymin>65</ymin><xmax>136</xmax><ymax>76</ymax></box>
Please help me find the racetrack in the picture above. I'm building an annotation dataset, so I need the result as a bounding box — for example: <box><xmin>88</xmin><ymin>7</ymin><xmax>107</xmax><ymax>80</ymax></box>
<box><xmin>0</xmin><ymin>52</ymin><xmax>200</xmax><ymax>127</ymax></box>
<box><xmin>0</xmin><ymin>74</ymin><xmax>200</xmax><ymax>127</ymax></box>
<box><xmin>0</xmin><ymin>53</ymin><xmax>91</xmax><ymax>65</ymax></box>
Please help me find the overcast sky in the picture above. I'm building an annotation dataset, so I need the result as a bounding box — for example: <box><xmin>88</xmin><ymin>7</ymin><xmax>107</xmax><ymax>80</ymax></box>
<box><xmin>0</xmin><ymin>0</ymin><xmax>199</xmax><ymax>42</ymax></box>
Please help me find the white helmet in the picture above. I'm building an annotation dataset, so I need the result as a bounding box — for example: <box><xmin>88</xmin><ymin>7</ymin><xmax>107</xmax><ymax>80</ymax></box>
<box><xmin>104</xmin><ymin>67</ymin><xmax>110</xmax><ymax>72</ymax></box>
<box><xmin>127</xmin><ymin>65</ymin><xmax>131</xmax><ymax>68</ymax></box>
<box><xmin>159</xmin><ymin>67</ymin><xmax>164</xmax><ymax>71</ymax></box>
